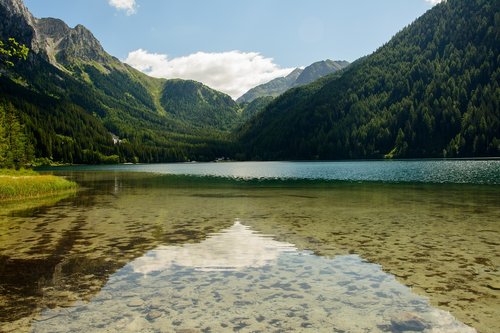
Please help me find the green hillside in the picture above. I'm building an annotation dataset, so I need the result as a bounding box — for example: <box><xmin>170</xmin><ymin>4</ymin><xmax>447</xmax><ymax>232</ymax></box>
<box><xmin>239</xmin><ymin>0</ymin><xmax>499</xmax><ymax>160</ymax></box>
<box><xmin>0</xmin><ymin>57</ymin><xmax>237</xmax><ymax>163</ymax></box>
<box><xmin>240</xmin><ymin>96</ymin><xmax>275</xmax><ymax>121</ymax></box>
<box><xmin>160</xmin><ymin>79</ymin><xmax>241</xmax><ymax>130</ymax></box>
<box><xmin>0</xmin><ymin>0</ymin><xmax>240</xmax><ymax>164</ymax></box>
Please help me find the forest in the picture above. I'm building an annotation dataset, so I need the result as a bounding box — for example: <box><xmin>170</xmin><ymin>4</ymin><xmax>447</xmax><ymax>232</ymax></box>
<box><xmin>0</xmin><ymin>0</ymin><xmax>498</xmax><ymax>167</ymax></box>
<box><xmin>238</xmin><ymin>0</ymin><xmax>499</xmax><ymax>160</ymax></box>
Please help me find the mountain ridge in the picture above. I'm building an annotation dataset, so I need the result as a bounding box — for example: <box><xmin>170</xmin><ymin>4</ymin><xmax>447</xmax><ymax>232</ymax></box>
<box><xmin>293</xmin><ymin>59</ymin><xmax>350</xmax><ymax>87</ymax></box>
<box><xmin>35</xmin><ymin>17</ymin><xmax>109</xmax><ymax>68</ymax></box>
<box><xmin>236</xmin><ymin>59</ymin><xmax>349</xmax><ymax>104</ymax></box>
<box><xmin>236</xmin><ymin>68</ymin><xmax>303</xmax><ymax>104</ymax></box>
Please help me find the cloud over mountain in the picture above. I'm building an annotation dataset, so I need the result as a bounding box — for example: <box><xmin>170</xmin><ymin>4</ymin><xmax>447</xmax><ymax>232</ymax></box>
<box><xmin>425</xmin><ymin>0</ymin><xmax>445</xmax><ymax>5</ymax></box>
<box><xmin>124</xmin><ymin>49</ymin><xmax>294</xmax><ymax>99</ymax></box>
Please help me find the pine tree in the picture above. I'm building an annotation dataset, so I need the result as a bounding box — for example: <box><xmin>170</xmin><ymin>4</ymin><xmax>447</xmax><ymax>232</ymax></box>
<box><xmin>0</xmin><ymin>103</ymin><xmax>34</xmax><ymax>169</ymax></box>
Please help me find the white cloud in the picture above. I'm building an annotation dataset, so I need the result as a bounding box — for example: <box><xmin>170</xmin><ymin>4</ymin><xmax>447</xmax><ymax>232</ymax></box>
<box><xmin>424</xmin><ymin>0</ymin><xmax>445</xmax><ymax>5</ymax></box>
<box><xmin>108</xmin><ymin>0</ymin><xmax>137</xmax><ymax>15</ymax></box>
<box><xmin>124</xmin><ymin>49</ymin><xmax>295</xmax><ymax>99</ymax></box>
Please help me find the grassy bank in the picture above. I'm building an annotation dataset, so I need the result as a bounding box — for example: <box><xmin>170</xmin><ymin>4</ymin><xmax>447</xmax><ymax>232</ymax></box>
<box><xmin>0</xmin><ymin>169</ymin><xmax>77</xmax><ymax>201</ymax></box>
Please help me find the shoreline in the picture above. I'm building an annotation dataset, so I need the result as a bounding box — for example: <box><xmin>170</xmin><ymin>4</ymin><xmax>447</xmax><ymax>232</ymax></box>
<box><xmin>0</xmin><ymin>170</ymin><xmax>78</xmax><ymax>202</ymax></box>
<box><xmin>34</xmin><ymin>156</ymin><xmax>500</xmax><ymax>169</ymax></box>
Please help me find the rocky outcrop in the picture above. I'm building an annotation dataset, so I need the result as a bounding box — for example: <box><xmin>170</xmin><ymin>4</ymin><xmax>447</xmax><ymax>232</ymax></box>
<box><xmin>0</xmin><ymin>0</ymin><xmax>109</xmax><ymax>68</ymax></box>
<box><xmin>0</xmin><ymin>0</ymin><xmax>40</xmax><ymax>53</ymax></box>
<box><xmin>36</xmin><ymin>18</ymin><xmax>109</xmax><ymax>66</ymax></box>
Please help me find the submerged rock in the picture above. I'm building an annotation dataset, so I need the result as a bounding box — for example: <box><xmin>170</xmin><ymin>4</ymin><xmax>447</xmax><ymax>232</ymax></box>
<box><xmin>390</xmin><ymin>312</ymin><xmax>427</xmax><ymax>332</ymax></box>
<box><xmin>126</xmin><ymin>298</ymin><xmax>144</xmax><ymax>307</ymax></box>
<box><xmin>146</xmin><ymin>310</ymin><xmax>162</xmax><ymax>321</ymax></box>
<box><xmin>486</xmin><ymin>282</ymin><xmax>500</xmax><ymax>290</ymax></box>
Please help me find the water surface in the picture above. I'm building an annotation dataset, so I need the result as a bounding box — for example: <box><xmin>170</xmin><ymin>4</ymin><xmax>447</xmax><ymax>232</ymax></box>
<box><xmin>1</xmin><ymin>161</ymin><xmax>499</xmax><ymax>332</ymax></box>
<box><xmin>40</xmin><ymin>159</ymin><xmax>500</xmax><ymax>184</ymax></box>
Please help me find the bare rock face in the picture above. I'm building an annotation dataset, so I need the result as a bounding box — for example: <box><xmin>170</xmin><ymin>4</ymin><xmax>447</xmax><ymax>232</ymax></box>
<box><xmin>35</xmin><ymin>17</ymin><xmax>71</xmax><ymax>40</ymax></box>
<box><xmin>33</xmin><ymin>17</ymin><xmax>71</xmax><ymax>66</ymax></box>
<box><xmin>0</xmin><ymin>0</ymin><xmax>40</xmax><ymax>53</ymax></box>
<box><xmin>36</xmin><ymin>18</ymin><xmax>109</xmax><ymax>66</ymax></box>
<box><xmin>58</xmin><ymin>24</ymin><xmax>108</xmax><ymax>63</ymax></box>
<box><xmin>0</xmin><ymin>0</ymin><xmax>109</xmax><ymax>68</ymax></box>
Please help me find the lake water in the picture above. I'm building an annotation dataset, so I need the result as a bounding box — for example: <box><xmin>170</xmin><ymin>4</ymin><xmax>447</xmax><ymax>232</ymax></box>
<box><xmin>1</xmin><ymin>161</ymin><xmax>499</xmax><ymax>332</ymax></box>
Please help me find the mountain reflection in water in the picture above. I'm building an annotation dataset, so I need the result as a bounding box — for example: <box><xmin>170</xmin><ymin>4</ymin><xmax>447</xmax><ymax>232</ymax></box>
<box><xmin>31</xmin><ymin>221</ymin><xmax>475</xmax><ymax>333</ymax></box>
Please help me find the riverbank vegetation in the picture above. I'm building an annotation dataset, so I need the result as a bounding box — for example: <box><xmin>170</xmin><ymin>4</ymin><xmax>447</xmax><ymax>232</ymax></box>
<box><xmin>0</xmin><ymin>169</ymin><xmax>77</xmax><ymax>201</ymax></box>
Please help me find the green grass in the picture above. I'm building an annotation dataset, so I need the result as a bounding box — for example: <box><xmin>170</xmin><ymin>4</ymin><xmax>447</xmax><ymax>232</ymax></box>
<box><xmin>0</xmin><ymin>168</ymin><xmax>38</xmax><ymax>176</ymax></box>
<box><xmin>0</xmin><ymin>169</ymin><xmax>77</xmax><ymax>201</ymax></box>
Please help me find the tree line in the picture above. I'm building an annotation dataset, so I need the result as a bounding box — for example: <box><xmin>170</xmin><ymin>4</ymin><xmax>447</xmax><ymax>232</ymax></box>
<box><xmin>238</xmin><ymin>0</ymin><xmax>499</xmax><ymax>160</ymax></box>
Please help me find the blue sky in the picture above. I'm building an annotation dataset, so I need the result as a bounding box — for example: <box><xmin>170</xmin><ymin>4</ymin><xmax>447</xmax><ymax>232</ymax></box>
<box><xmin>24</xmin><ymin>0</ymin><xmax>442</xmax><ymax>98</ymax></box>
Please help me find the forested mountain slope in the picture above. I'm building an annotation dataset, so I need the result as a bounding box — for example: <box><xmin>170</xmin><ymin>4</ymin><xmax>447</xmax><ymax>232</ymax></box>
<box><xmin>0</xmin><ymin>0</ymin><xmax>240</xmax><ymax>164</ymax></box>
<box><xmin>238</xmin><ymin>0</ymin><xmax>499</xmax><ymax>160</ymax></box>
<box><xmin>160</xmin><ymin>80</ymin><xmax>241</xmax><ymax>131</ymax></box>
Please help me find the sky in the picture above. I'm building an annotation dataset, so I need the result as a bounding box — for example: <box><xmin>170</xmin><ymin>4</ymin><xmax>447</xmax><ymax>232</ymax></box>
<box><xmin>23</xmin><ymin>0</ymin><xmax>444</xmax><ymax>99</ymax></box>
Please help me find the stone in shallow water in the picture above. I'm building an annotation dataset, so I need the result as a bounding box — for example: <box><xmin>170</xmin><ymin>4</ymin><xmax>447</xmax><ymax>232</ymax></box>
<box><xmin>127</xmin><ymin>298</ymin><xmax>144</xmax><ymax>307</ymax></box>
<box><xmin>146</xmin><ymin>310</ymin><xmax>162</xmax><ymax>321</ymax></box>
<box><xmin>486</xmin><ymin>282</ymin><xmax>500</xmax><ymax>290</ymax></box>
<box><xmin>390</xmin><ymin>312</ymin><xmax>428</xmax><ymax>331</ymax></box>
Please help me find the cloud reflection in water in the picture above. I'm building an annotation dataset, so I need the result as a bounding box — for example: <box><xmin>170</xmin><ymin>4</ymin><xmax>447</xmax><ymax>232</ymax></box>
<box><xmin>132</xmin><ymin>221</ymin><xmax>297</xmax><ymax>273</ymax></box>
<box><xmin>31</xmin><ymin>221</ymin><xmax>476</xmax><ymax>332</ymax></box>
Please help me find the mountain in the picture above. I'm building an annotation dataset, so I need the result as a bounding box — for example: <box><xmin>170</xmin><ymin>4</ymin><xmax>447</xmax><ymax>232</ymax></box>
<box><xmin>160</xmin><ymin>79</ymin><xmax>240</xmax><ymax>130</ymax></box>
<box><xmin>236</xmin><ymin>60</ymin><xmax>349</xmax><ymax>104</ymax></box>
<box><xmin>35</xmin><ymin>18</ymin><xmax>109</xmax><ymax>67</ymax></box>
<box><xmin>240</xmin><ymin>96</ymin><xmax>275</xmax><ymax>121</ymax></box>
<box><xmin>0</xmin><ymin>0</ymin><xmax>241</xmax><ymax>164</ymax></box>
<box><xmin>238</xmin><ymin>0</ymin><xmax>499</xmax><ymax>160</ymax></box>
<box><xmin>236</xmin><ymin>68</ymin><xmax>302</xmax><ymax>104</ymax></box>
<box><xmin>293</xmin><ymin>60</ymin><xmax>350</xmax><ymax>87</ymax></box>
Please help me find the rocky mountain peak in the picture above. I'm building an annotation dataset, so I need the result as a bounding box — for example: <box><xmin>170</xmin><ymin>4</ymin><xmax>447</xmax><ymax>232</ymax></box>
<box><xmin>52</xmin><ymin>22</ymin><xmax>108</xmax><ymax>65</ymax></box>
<box><xmin>0</xmin><ymin>0</ymin><xmax>34</xmax><ymax>23</ymax></box>
<box><xmin>35</xmin><ymin>18</ymin><xmax>71</xmax><ymax>39</ymax></box>
<box><xmin>34</xmin><ymin>17</ymin><xmax>108</xmax><ymax>66</ymax></box>
<box><xmin>1</xmin><ymin>0</ymin><xmax>109</xmax><ymax>68</ymax></box>
<box><xmin>0</xmin><ymin>0</ymin><xmax>40</xmax><ymax>52</ymax></box>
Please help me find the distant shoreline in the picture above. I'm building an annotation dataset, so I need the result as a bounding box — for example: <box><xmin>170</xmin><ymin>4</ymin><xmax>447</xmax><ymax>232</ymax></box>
<box><xmin>35</xmin><ymin>156</ymin><xmax>500</xmax><ymax>169</ymax></box>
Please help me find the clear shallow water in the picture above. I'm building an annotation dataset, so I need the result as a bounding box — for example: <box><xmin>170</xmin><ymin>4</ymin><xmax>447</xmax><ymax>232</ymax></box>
<box><xmin>1</xmin><ymin>162</ymin><xmax>499</xmax><ymax>332</ymax></box>
<box><xmin>31</xmin><ymin>223</ymin><xmax>474</xmax><ymax>333</ymax></box>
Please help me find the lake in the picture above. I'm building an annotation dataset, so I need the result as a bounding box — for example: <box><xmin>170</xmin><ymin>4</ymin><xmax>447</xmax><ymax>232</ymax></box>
<box><xmin>1</xmin><ymin>160</ymin><xmax>499</xmax><ymax>332</ymax></box>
